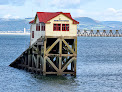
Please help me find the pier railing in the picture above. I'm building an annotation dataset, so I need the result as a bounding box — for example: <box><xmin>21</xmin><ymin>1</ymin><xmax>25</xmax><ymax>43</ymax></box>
<box><xmin>77</xmin><ymin>30</ymin><xmax>122</xmax><ymax>37</ymax></box>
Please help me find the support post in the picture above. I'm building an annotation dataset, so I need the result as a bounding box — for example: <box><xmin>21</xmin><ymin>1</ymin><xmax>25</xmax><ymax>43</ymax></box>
<box><xmin>43</xmin><ymin>38</ymin><xmax>47</xmax><ymax>75</ymax></box>
<box><xmin>43</xmin><ymin>57</ymin><xmax>46</xmax><ymax>75</ymax></box>
<box><xmin>58</xmin><ymin>38</ymin><xmax>62</xmax><ymax>75</ymax></box>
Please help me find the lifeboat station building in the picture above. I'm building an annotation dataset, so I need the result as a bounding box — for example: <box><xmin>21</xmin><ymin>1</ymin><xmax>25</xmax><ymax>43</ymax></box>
<box><xmin>10</xmin><ymin>12</ymin><xmax>79</xmax><ymax>76</ymax></box>
<box><xmin>29</xmin><ymin>12</ymin><xmax>79</xmax><ymax>45</ymax></box>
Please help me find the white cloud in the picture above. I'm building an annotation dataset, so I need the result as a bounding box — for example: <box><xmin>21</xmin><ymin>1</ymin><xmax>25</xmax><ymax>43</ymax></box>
<box><xmin>0</xmin><ymin>0</ymin><xmax>121</xmax><ymax>22</ymax></box>
<box><xmin>101</xmin><ymin>8</ymin><xmax>122</xmax><ymax>21</ymax></box>
<box><xmin>66</xmin><ymin>8</ymin><xmax>122</xmax><ymax>21</ymax></box>
<box><xmin>50</xmin><ymin>0</ymin><xmax>95</xmax><ymax>9</ymax></box>
<box><xmin>85</xmin><ymin>8</ymin><xmax>122</xmax><ymax>21</ymax></box>
<box><xmin>3</xmin><ymin>14</ymin><xmax>11</xmax><ymax>18</ymax></box>
<box><xmin>107</xmin><ymin>8</ymin><xmax>117</xmax><ymax>13</ymax></box>
<box><xmin>70</xmin><ymin>9</ymin><xmax>85</xmax><ymax>17</ymax></box>
<box><xmin>3</xmin><ymin>14</ymin><xmax>20</xmax><ymax>19</ymax></box>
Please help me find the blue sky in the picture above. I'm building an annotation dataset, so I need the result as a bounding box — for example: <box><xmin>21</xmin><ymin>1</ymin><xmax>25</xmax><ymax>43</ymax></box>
<box><xmin>0</xmin><ymin>0</ymin><xmax>122</xmax><ymax>21</ymax></box>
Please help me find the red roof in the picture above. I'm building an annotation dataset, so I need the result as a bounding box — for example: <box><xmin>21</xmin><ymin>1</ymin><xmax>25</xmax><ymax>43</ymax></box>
<box><xmin>29</xmin><ymin>12</ymin><xmax>79</xmax><ymax>24</ymax></box>
<box><xmin>29</xmin><ymin>20</ymin><xmax>34</xmax><ymax>24</ymax></box>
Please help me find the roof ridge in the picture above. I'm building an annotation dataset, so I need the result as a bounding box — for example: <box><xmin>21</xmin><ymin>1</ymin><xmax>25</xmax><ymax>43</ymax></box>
<box><xmin>29</xmin><ymin>12</ymin><xmax>79</xmax><ymax>24</ymax></box>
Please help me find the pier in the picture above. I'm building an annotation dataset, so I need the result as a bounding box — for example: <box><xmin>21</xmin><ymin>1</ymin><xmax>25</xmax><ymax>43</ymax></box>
<box><xmin>78</xmin><ymin>30</ymin><xmax>122</xmax><ymax>37</ymax></box>
<box><xmin>10</xmin><ymin>36</ymin><xmax>77</xmax><ymax>76</ymax></box>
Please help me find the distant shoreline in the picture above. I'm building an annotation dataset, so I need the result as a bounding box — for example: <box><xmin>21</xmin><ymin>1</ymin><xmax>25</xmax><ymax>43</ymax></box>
<box><xmin>0</xmin><ymin>33</ymin><xmax>30</xmax><ymax>35</ymax></box>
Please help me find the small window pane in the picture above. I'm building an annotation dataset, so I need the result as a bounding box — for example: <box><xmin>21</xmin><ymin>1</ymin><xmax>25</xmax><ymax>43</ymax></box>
<box><xmin>36</xmin><ymin>23</ymin><xmax>40</xmax><ymax>31</ymax></box>
<box><xmin>44</xmin><ymin>26</ymin><xmax>45</xmax><ymax>31</ymax></box>
<box><xmin>53</xmin><ymin>24</ymin><xmax>61</xmax><ymax>31</ymax></box>
<box><xmin>62</xmin><ymin>24</ymin><xmax>69</xmax><ymax>31</ymax></box>
<box><xmin>64</xmin><ymin>27</ymin><xmax>65</xmax><ymax>31</ymax></box>
<box><xmin>54</xmin><ymin>27</ymin><xmax>56</xmax><ymax>30</ymax></box>
<box><xmin>66</xmin><ymin>24</ymin><xmax>69</xmax><ymax>26</ymax></box>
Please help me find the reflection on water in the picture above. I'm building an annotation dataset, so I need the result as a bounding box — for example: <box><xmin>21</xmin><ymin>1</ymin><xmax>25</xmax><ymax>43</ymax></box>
<box><xmin>0</xmin><ymin>35</ymin><xmax>122</xmax><ymax>92</ymax></box>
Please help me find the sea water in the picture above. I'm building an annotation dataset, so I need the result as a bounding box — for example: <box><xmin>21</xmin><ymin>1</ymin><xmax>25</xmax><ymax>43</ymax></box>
<box><xmin>0</xmin><ymin>35</ymin><xmax>122</xmax><ymax>92</ymax></box>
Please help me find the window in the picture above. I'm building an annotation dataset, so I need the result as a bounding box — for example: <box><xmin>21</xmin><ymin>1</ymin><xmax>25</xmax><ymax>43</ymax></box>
<box><xmin>53</xmin><ymin>24</ymin><xmax>61</xmax><ymax>31</ymax></box>
<box><xmin>62</xmin><ymin>24</ymin><xmax>69</xmax><ymax>31</ymax></box>
<box><xmin>32</xmin><ymin>31</ymin><xmax>34</xmax><ymax>38</ymax></box>
<box><xmin>41</xmin><ymin>25</ymin><xmax>45</xmax><ymax>31</ymax></box>
<box><xmin>36</xmin><ymin>23</ymin><xmax>40</xmax><ymax>31</ymax></box>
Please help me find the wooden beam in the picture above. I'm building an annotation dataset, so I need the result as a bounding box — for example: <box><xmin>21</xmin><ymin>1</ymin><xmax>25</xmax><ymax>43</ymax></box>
<box><xmin>46</xmin><ymin>72</ymin><xmax>57</xmax><ymax>74</ymax></box>
<box><xmin>24</xmin><ymin>55</ymin><xmax>28</xmax><ymax>70</ymax></box>
<box><xmin>62</xmin><ymin>39</ymin><xmax>74</xmax><ymax>54</ymax></box>
<box><xmin>37</xmin><ymin>42</ymin><xmax>43</xmax><ymax>45</ymax></box>
<box><xmin>24</xmin><ymin>55</ymin><xmax>26</xmax><ymax>66</ymax></box>
<box><xmin>46</xmin><ymin>38</ymin><xmax>60</xmax><ymax>54</ymax></box>
<box><xmin>47</xmin><ymin>54</ymin><xmax>59</xmax><ymax>56</ymax></box>
<box><xmin>33</xmin><ymin>45</ymin><xmax>37</xmax><ymax>51</ymax></box>
<box><xmin>45</xmin><ymin>36</ymin><xmax>77</xmax><ymax>39</ymax></box>
<box><xmin>46</xmin><ymin>56</ymin><xmax>59</xmax><ymax>72</ymax></box>
<box><xmin>36</xmin><ymin>55</ymin><xmax>40</xmax><ymax>69</ymax></box>
<box><xmin>61</xmin><ymin>57</ymin><xmax>75</xmax><ymax>72</ymax></box>
<box><xmin>63</xmin><ymin>72</ymin><xmax>74</xmax><ymax>74</ymax></box>
<box><xmin>40</xmin><ymin>56</ymin><xmax>44</xmax><ymax>70</ymax></box>
<box><xmin>58</xmin><ymin>57</ymin><xmax>62</xmax><ymax>75</ymax></box>
<box><xmin>62</xmin><ymin>57</ymin><xmax>72</xmax><ymax>68</ymax></box>
<box><xmin>44</xmin><ymin>38</ymin><xmax>47</xmax><ymax>56</ymax></box>
<box><xmin>71</xmin><ymin>62</ymin><xmax>74</xmax><ymax>71</ymax></box>
<box><xmin>27</xmin><ymin>67</ymin><xmax>41</xmax><ymax>72</ymax></box>
<box><xmin>32</xmin><ymin>54</ymin><xmax>37</xmax><ymax>65</ymax></box>
<box><xmin>59</xmin><ymin>38</ymin><xmax>62</xmax><ymax>73</ymax></box>
<box><xmin>18</xmin><ymin>64</ymin><xmax>28</xmax><ymax>68</ymax></box>
<box><xmin>59</xmin><ymin>38</ymin><xmax>62</xmax><ymax>54</ymax></box>
<box><xmin>74</xmin><ymin>38</ymin><xmax>77</xmax><ymax>54</ymax></box>
<box><xmin>59</xmin><ymin>57</ymin><xmax>62</xmax><ymax>70</ymax></box>
<box><xmin>43</xmin><ymin>57</ymin><xmax>46</xmax><ymax>75</ymax></box>
<box><xmin>74</xmin><ymin>58</ymin><xmax>76</xmax><ymax>76</ymax></box>
<box><xmin>63</xmin><ymin>46</ymin><xmax>72</xmax><ymax>53</ymax></box>
<box><xmin>31</xmin><ymin>55</ymin><xmax>34</xmax><ymax>72</ymax></box>
<box><xmin>28</xmin><ymin>54</ymin><xmax>32</xmax><ymax>71</ymax></box>
<box><xmin>46</xmin><ymin>54</ymin><xmax>75</xmax><ymax>57</ymax></box>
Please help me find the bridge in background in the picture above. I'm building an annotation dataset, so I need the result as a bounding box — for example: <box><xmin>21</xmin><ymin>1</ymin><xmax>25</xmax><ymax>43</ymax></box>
<box><xmin>77</xmin><ymin>30</ymin><xmax>122</xmax><ymax>37</ymax></box>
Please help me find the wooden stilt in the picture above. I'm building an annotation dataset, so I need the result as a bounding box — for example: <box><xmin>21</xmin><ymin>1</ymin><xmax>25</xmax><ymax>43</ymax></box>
<box><xmin>74</xmin><ymin>58</ymin><xmax>76</xmax><ymax>77</ymax></box>
<box><xmin>43</xmin><ymin>57</ymin><xmax>46</xmax><ymax>75</ymax></box>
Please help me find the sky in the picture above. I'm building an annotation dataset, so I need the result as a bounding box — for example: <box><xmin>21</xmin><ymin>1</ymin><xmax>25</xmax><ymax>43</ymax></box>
<box><xmin>0</xmin><ymin>0</ymin><xmax>122</xmax><ymax>21</ymax></box>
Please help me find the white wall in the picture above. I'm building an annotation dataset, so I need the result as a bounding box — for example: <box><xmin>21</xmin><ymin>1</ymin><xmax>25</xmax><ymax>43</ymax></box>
<box><xmin>30</xmin><ymin>17</ymin><xmax>45</xmax><ymax>45</ymax></box>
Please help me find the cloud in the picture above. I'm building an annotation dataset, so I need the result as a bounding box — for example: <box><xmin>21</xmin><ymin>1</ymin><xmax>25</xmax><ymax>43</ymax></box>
<box><xmin>107</xmin><ymin>8</ymin><xmax>117</xmax><ymax>13</ymax></box>
<box><xmin>50</xmin><ymin>0</ymin><xmax>95</xmax><ymax>9</ymax></box>
<box><xmin>82</xmin><ymin>8</ymin><xmax>122</xmax><ymax>21</ymax></box>
<box><xmin>0</xmin><ymin>0</ymin><xmax>25</xmax><ymax>6</ymax></box>
<box><xmin>63</xmin><ymin>8</ymin><xmax>122</xmax><ymax>21</ymax></box>
<box><xmin>103</xmin><ymin>8</ymin><xmax>122</xmax><ymax>21</ymax></box>
<box><xmin>3</xmin><ymin>14</ymin><xmax>20</xmax><ymax>19</ymax></box>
